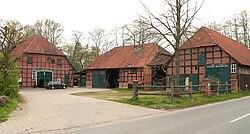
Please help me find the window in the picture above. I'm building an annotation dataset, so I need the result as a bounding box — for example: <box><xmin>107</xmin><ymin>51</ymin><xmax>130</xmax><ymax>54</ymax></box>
<box><xmin>231</xmin><ymin>64</ymin><xmax>237</xmax><ymax>73</ymax></box>
<box><xmin>27</xmin><ymin>57</ymin><xmax>33</xmax><ymax>64</ymax></box>
<box><xmin>57</xmin><ymin>59</ymin><xmax>62</xmax><ymax>66</ymax></box>
<box><xmin>198</xmin><ymin>52</ymin><xmax>206</xmax><ymax>66</ymax></box>
<box><xmin>129</xmin><ymin>68</ymin><xmax>137</xmax><ymax>74</ymax></box>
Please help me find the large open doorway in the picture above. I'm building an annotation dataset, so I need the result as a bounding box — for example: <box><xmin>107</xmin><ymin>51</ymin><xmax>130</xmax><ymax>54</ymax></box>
<box><xmin>37</xmin><ymin>71</ymin><xmax>53</xmax><ymax>88</ymax></box>
<box><xmin>106</xmin><ymin>69</ymin><xmax>119</xmax><ymax>88</ymax></box>
<box><xmin>152</xmin><ymin>65</ymin><xmax>166</xmax><ymax>86</ymax></box>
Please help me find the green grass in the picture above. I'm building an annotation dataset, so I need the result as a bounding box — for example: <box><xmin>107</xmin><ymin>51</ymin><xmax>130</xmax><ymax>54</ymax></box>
<box><xmin>0</xmin><ymin>97</ymin><xmax>19</xmax><ymax>123</ymax></box>
<box><xmin>73</xmin><ymin>89</ymin><xmax>250</xmax><ymax>110</ymax></box>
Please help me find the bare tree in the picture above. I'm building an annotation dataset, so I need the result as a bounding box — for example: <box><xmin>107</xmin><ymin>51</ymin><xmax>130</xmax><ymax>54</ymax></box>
<box><xmin>239</xmin><ymin>11</ymin><xmax>250</xmax><ymax>48</ymax></box>
<box><xmin>33</xmin><ymin>19</ymin><xmax>64</xmax><ymax>46</ymax></box>
<box><xmin>208</xmin><ymin>10</ymin><xmax>250</xmax><ymax>49</ymax></box>
<box><xmin>88</xmin><ymin>28</ymin><xmax>114</xmax><ymax>56</ymax></box>
<box><xmin>121</xmin><ymin>19</ymin><xmax>162</xmax><ymax>45</ymax></box>
<box><xmin>140</xmin><ymin>0</ymin><xmax>203</xmax><ymax>86</ymax></box>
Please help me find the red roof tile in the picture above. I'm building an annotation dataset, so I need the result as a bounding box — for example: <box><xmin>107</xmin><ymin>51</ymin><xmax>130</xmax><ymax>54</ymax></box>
<box><xmin>12</xmin><ymin>35</ymin><xmax>64</xmax><ymax>56</ymax></box>
<box><xmin>181</xmin><ymin>27</ymin><xmax>250</xmax><ymax>66</ymax></box>
<box><xmin>87</xmin><ymin>43</ymin><xmax>172</xmax><ymax>69</ymax></box>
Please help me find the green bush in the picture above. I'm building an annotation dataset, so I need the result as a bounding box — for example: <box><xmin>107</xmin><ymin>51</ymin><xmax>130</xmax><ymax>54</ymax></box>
<box><xmin>0</xmin><ymin>54</ymin><xmax>19</xmax><ymax>98</ymax></box>
<box><xmin>207</xmin><ymin>76</ymin><xmax>219</xmax><ymax>90</ymax></box>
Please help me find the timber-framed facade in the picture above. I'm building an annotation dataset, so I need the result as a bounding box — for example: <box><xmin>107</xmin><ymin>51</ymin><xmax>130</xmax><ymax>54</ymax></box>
<box><xmin>167</xmin><ymin>27</ymin><xmax>250</xmax><ymax>90</ymax></box>
<box><xmin>12</xmin><ymin>35</ymin><xmax>75</xmax><ymax>88</ymax></box>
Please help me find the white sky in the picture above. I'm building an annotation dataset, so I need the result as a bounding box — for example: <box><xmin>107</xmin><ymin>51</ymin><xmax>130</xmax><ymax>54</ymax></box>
<box><xmin>0</xmin><ymin>0</ymin><xmax>249</xmax><ymax>42</ymax></box>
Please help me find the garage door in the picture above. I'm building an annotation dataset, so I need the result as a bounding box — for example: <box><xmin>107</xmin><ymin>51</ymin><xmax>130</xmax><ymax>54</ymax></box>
<box><xmin>92</xmin><ymin>70</ymin><xmax>106</xmax><ymax>88</ymax></box>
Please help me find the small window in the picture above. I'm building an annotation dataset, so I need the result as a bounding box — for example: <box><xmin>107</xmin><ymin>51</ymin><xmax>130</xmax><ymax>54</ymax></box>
<box><xmin>27</xmin><ymin>57</ymin><xmax>33</xmax><ymax>64</ymax></box>
<box><xmin>57</xmin><ymin>59</ymin><xmax>62</xmax><ymax>66</ymax></box>
<box><xmin>129</xmin><ymin>68</ymin><xmax>137</xmax><ymax>74</ymax></box>
<box><xmin>231</xmin><ymin>64</ymin><xmax>237</xmax><ymax>73</ymax></box>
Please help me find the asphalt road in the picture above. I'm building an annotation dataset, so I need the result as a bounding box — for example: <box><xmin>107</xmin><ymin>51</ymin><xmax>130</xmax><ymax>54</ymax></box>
<box><xmin>71</xmin><ymin>97</ymin><xmax>250</xmax><ymax>134</ymax></box>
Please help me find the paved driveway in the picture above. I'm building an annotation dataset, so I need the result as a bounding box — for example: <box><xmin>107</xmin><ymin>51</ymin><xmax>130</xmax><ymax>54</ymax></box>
<box><xmin>0</xmin><ymin>88</ymin><xmax>163</xmax><ymax>134</ymax></box>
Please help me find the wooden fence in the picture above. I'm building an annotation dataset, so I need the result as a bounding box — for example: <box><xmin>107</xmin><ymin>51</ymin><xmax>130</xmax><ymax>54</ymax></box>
<box><xmin>132</xmin><ymin>80</ymin><xmax>232</xmax><ymax>101</ymax></box>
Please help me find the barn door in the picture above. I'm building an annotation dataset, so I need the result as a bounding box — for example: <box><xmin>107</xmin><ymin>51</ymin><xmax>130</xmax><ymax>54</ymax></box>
<box><xmin>45</xmin><ymin>72</ymin><xmax>52</xmax><ymax>85</ymax></box>
<box><xmin>81</xmin><ymin>77</ymin><xmax>86</xmax><ymax>87</ymax></box>
<box><xmin>206</xmin><ymin>66</ymin><xmax>230</xmax><ymax>90</ymax></box>
<box><xmin>92</xmin><ymin>70</ymin><xmax>106</xmax><ymax>88</ymax></box>
<box><xmin>189</xmin><ymin>74</ymin><xmax>199</xmax><ymax>91</ymax></box>
<box><xmin>64</xmin><ymin>74</ymin><xmax>69</xmax><ymax>86</ymax></box>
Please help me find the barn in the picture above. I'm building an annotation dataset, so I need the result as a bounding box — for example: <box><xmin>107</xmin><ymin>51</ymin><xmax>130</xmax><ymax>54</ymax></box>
<box><xmin>86</xmin><ymin>43</ymin><xmax>172</xmax><ymax>88</ymax></box>
<box><xmin>12</xmin><ymin>35</ymin><xmax>75</xmax><ymax>88</ymax></box>
<box><xmin>166</xmin><ymin>27</ymin><xmax>250</xmax><ymax>90</ymax></box>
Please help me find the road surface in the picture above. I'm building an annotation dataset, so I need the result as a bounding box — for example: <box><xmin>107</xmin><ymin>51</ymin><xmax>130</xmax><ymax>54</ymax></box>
<box><xmin>71</xmin><ymin>96</ymin><xmax>250</xmax><ymax>134</ymax></box>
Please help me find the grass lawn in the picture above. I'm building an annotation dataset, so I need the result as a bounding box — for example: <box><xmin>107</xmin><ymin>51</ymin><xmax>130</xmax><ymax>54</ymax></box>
<box><xmin>0</xmin><ymin>97</ymin><xmax>20</xmax><ymax>123</ymax></box>
<box><xmin>72</xmin><ymin>88</ymin><xmax>250</xmax><ymax>110</ymax></box>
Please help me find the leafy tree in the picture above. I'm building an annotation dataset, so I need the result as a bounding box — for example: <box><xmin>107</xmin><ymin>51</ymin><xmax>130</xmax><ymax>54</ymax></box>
<box><xmin>0</xmin><ymin>20</ymin><xmax>24</xmax><ymax>98</ymax></box>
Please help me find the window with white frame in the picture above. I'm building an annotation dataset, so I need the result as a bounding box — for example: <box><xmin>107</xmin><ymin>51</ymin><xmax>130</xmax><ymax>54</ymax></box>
<box><xmin>231</xmin><ymin>64</ymin><xmax>237</xmax><ymax>73</ymax></box>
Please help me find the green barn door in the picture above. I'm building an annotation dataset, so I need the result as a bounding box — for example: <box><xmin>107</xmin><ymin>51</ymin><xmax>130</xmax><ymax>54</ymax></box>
<box><xmin>206</xmin><ymin>66</ymin><xmax>230</xmax><ymax>90</ymax></box>
<box><xmin>92</xmin><ymin>71</ymin><xmax>99</xmax><ymax>88</ymax></box>
<box><xmin>45</xmin><ymin>72</ymin><xmax>52</xmax><ymax>85</ymax></box>
<box><xmin>80</xmin><ymin>77</ymin><xmax>86</xmax><ymax>87</ymax></box>
<box><xmin>190</xmin><ymin>74</ymin><xmax>199</xmax><ymax>91</ymax></box>
<box><xmin>64</xmin><ymin>74</ymin><xmax>69</xmax><ymax>86</ymax></box>
<box><xmin>218</xmin><ymin>67</ymin><xmax>230</xmax><ymax>84</ymax></box>
<box><xmin>92</xmin><ymin>70</ymin><xmax>106</xmax><ymax>88</ymax></box>
<box><xmin>37</xmin><ymin>72</ymin><xmax>44</xmax><ymax>88</ymax></box>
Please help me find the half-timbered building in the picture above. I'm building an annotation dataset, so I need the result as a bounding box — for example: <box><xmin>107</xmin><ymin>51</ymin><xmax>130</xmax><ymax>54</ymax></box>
<box><xmin>86</xmin><ymin>43</ymin><xmax>172</xmax><ymax>88</ymax></box>
<box><xmin>12</xmin><ymin>35</ymin><xmax>75</xmax><ymax>88</ymax></box>
<box><xmin>167</xmin><ymin>27</ymin><xmax>250</xmax><ymax>90</ymax></box>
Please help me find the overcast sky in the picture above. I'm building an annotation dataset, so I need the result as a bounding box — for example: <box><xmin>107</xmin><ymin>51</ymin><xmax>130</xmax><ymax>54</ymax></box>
<box><xmin>0</xmin><ymin>0</ymin><xmax>249</xmax><ymax>42</ymax></box>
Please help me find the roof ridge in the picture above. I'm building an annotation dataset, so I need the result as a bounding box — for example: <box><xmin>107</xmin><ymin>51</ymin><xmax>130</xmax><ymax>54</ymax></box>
<box><xmin>24</xmin><ymin>35</ymin><xmax>38</xmax><ymax>52</ymax></box>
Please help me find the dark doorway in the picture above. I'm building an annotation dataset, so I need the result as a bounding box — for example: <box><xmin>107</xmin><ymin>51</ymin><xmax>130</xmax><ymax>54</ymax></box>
<box><xmin>152</xmin><ymin>65</ymin><xmax>166</xmax><ymax>86</ymax></box>
<box><xmin>107</xmin><ymin>69</ymin><xmax>119</xmax><ymax>88</ymax></box>
<box><xmin>73</xmin><ymin>79</ymin><xmax>78</xmax><ymax>86</ymax></box>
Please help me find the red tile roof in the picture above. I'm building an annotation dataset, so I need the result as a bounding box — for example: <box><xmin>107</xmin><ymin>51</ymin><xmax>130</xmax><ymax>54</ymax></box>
<box><xmin>12</xmin><ymin>35</ymin><xmax>64</xmax><ymax>56</ymax></box>
<box><xmin>87</xmin><ymin>43</ymin><xmax>172</xmax><ymax>69</ymax></box>
<box><xmin>181</xmin><ymin>27</ymin><xmax>250</xmax><ymax>66</ymax></box>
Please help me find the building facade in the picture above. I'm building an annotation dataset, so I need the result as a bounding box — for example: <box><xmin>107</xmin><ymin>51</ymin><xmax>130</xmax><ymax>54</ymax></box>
<box><xmin>167</xmin><ymin>27</ymin><xmax>250</xmax><ymax>90</ymax></box>
<box><xmin>12</xmin><ymin>35</ymin><xmax>75</xmax><ymax>88</ymax></box>
<box><xmin>86</xmin><ymin>43</ymin><xmax>172</xmax><ymax>88</ymax></box>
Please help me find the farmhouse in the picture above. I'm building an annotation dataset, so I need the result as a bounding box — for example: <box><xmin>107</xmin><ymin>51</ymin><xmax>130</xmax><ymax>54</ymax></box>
<box><xmin>86</xmin><ymin>43</ymin><xmax>172</xmax><ymax>88</ymax></box>
<box><xmin>166</xmin><ymin>27</ymin><xmax>250</xmax><ymax>90</ymax></box>
<box><xmin>12</xmin><ymin>35</ymin><xmax>75</xmax><ymax>88</ymax></box>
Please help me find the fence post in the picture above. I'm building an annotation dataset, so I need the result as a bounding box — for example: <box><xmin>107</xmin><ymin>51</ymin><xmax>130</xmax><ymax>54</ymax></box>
<box><xmin>132</xmin><ymin>80</ymin><xmax>138</xmax><ymax>100</ymax></box>
<box><xmin>225</xmin><ymin>81</ymin><xmax>228</xmax><ymax>93</ymax></box>
<box><xmin>189</xmin><ymin>81</ymin><xmax>193</xmax><ymax>99</ymax></box>
<box><xmin>236</xmin><ymin>80</ymin><xmax>238</xmax><ymax>92</ymax></box>
<box><xmin>170</xmin><ymin>82</ymin><xmax>174</xmax><ymax>102</ymax></box>
<box><xmin>217</xmin><ymin>81</ymin><xmax>220</xmax><ymax>96</ymax></box>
